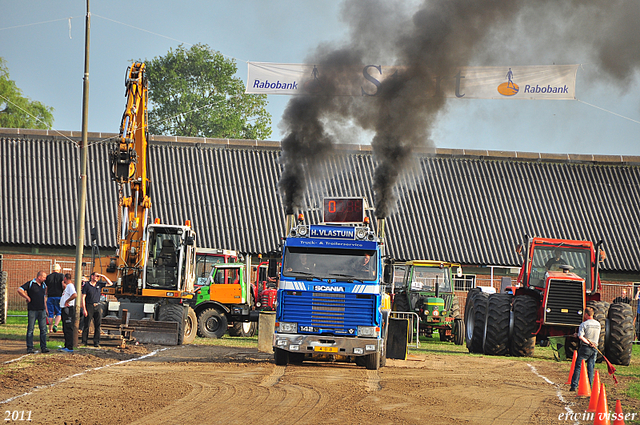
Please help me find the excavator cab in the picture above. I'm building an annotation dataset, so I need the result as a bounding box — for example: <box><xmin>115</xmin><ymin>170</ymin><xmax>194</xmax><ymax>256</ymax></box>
<box><xmin>144</xmin><ymin>224</ymin><xmax>196</xmax><ymax>292</ymax></box>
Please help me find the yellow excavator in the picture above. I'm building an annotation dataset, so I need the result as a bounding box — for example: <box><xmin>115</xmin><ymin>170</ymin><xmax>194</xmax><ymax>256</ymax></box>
<box><xmin>103</xmin><ymin>62</ymin><xmax>197</xmax><ymax>345</ymax></box>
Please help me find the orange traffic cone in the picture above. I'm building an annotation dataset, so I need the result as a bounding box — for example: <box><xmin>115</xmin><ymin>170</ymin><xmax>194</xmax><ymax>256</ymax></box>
<box><xmin>588</xmin><ymin>370</ymin><xmax>601</xmax><ymax>412</ymax></box>
<box><xmin>594</xmin><ymin>383</ymin><xmax>610</xmax><ymax>425</ymax></box>
<box><xmin>576</xmin><ymin>360</ymin><xmax>591</xmax><ymax>397</ymax></box>
<box><xmin>566</xmin><ymin>350</ymin><xmax>578</xmax><ymax>385</ymax></box>
<box><xmin>613</xmin><ymin>399</ymin><xmax>625</xmax><ymax>425</ymax></box>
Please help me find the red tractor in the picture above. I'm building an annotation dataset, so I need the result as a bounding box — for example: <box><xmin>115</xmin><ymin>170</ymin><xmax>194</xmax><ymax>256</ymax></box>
<box><xmin>464</xmin><ymin>237</ymin><xmax>634</xmax><ymax>365</ymax></box>
<box><xmin>254</xmin><ymin>259</ymin><xmax>279</xmax><ymax>311</ymax></box>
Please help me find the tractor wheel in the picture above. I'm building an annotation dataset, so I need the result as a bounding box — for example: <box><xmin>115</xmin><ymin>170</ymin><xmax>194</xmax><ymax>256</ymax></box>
<box><xmin>451</xmin><ymin>296</ymin><xmax>462</xmax><ymax>319</ymax></box>
<box><xmin>465</xmin><ymin>291</ymin><xmax>489</xmax><ymax>353</ymax></box>
<box><xmin>158</xmin><ymin>304</ymin><xmax>187</xmax><ymax>345</ymax></box>
<box><xmin>453</xmin><ymin>318</ymin><xmax>465</xmax><ymax>346</ymax></box>
<box><xmin>605</xmin><ymin>302</ymin><xmax>634</xmax><ymax>366</ymax></box>
<box><xmin>510</xmin><ymin>296</ymin><xmax>538</xmax><ymax>357</ymax></box>
<box><xmin>587</xmin><ymin>300</ymin><xmax>608</xmax><ymax>362</ymax></box>
<box><xmin>364</xmin><ymin>349</ymin><xmax>381</xmax><ymax>370</ymax></box>
<box><xmin>463</xmin><ymin>288</ymin><xmax>481</xmax><ymax>327</ymax></box>
<box><xmin>274</xmin><ymin>347</ymin><xmax>289</xmax><ymax>366</ymax></box>
<box><xmin>483</xmin><ymin>293</ymin><xmax>512</xmax><ymax>356</ymax></box>
<box><xmin>183</xmin><ymin>307</ymin><xmax>197</xmax><ymax>344</ymax></box>
<box><xmin>229</xmin><ymin>321</ymin><xmax>257</xmax><ymax>337</ymax></box>
<box><xmin>392</xmin><ymin>292</ymin><xmax>410</xmax><ymax>312</ymax></box>
<box><xmin>197</xmin><ymin>308</ymin><xmax>228</xmax><ymax>339</ymax></box>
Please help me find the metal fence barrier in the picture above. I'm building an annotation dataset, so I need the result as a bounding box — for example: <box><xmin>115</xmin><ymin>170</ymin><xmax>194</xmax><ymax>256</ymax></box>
<box><xmin>390</xmin><ymin>311</ymin><xmax>420</xmax><ymax>348</ymax></box>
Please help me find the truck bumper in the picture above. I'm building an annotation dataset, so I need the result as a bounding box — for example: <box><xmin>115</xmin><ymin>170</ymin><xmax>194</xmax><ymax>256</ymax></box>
<box><xmin>273</xmin><ymin>333</ymin><xmax>380</xmax><ymax>357</ymax></box>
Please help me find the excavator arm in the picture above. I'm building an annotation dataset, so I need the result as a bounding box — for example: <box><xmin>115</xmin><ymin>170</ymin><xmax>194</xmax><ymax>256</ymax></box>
<box><xmin>109</xmin><ymin>62</ymin><xmax>153</xmax><ymax>293</ymax></box>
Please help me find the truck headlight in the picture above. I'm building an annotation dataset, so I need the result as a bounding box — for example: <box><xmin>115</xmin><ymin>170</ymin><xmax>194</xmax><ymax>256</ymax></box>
<box><xmin>355</xmin><ymin>228</ymin><xmax>367</xmax><ymax>240</ymax></box>
<box><xmin>278</xmin><ymin>322</ymin><xmax>297</xmax><ymax>334</ymax></box>
<box><xmin>357</xmin><ymin>326</ymin><xmax>379</xmax><ymax>337</ymax></box>
<box><xmin>297</xmin><ymin>225</ymin><xmax>308</xmax><ymax>236</ymax></box>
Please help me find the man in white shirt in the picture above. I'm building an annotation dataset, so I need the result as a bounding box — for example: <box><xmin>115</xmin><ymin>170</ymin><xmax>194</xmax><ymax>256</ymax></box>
<box><xmin>58</xmin><ymin>273</ymin><xmax>77</xmax><ymax>353</ymax></box>
<box><xmin>569</xmin><ymin>307</ymin><xmax>601</xmax><ymax>391</ymax></box>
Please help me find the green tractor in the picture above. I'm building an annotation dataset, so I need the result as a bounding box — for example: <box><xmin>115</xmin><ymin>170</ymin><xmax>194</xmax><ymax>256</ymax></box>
<box><xmin>392</xmin><ymin>260</ymin><xmax>465</xmax><ymax>345</ymax></box>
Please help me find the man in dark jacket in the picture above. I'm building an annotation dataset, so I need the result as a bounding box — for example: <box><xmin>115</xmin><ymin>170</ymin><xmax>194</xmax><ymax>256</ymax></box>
<box><xmin>17</xmin><ymin>271</ymin><xmax>50</xmax><ymax>354</ymax></box>
<box><xmin>81</xmin><ymin>272</ymin><xmax>113</xmax><ymax>347</ymax></box>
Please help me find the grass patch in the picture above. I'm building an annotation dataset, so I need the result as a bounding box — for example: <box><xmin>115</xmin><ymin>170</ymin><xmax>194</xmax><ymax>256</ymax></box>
<box><xmin>1</xmin><ymin>310</ymin><xmax>64</xmax><ymax>349</ymax></box>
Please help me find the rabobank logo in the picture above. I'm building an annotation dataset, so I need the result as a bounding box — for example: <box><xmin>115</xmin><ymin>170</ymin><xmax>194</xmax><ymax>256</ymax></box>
<box><xmin>497</xmin><ymin>68</ymin><xmax>519</xmax><ymax>96</ymax></box>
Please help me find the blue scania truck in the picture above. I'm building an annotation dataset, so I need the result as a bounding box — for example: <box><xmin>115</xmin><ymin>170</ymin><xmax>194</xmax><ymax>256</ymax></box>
<box><xmin>273</xmin><ymin>197</ymin><xmax>390</xmax><ymax>370</ymax></box>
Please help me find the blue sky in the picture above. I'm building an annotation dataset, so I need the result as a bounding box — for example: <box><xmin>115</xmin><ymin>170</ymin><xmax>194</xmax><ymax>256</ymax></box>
<box><xmin>1</xmin><ymin>0</ymin><xmax>639</xmax><ymax>156</ymax></box>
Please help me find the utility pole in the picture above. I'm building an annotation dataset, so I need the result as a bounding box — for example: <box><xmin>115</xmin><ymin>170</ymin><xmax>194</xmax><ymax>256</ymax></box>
<box><xmin>73</xmin><ymin>0</ymin><xmax>90</xmax><ymax>348</ymax></box>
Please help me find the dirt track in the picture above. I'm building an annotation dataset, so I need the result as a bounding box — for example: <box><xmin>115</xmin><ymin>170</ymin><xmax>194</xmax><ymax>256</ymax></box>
<box><xmin>0</xmin><ymin>340</ymin><xmax>636</xmax><ymax>425</ymax></box>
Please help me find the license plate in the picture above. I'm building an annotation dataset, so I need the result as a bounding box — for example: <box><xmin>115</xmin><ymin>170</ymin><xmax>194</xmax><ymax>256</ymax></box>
<box><xmin>314</xmin><ymin>346</ymin><xmax>338</xmax><ymax>353</ymax></box>
<box><xmin>299</xmin><ymin>326</ymin><xmax>319</xmax><ymax>333</ymax></box>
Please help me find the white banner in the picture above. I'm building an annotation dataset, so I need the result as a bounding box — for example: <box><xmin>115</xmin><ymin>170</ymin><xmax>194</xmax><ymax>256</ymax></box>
<box><xmin>246</xmin><ymin>62</ymin><xmax>578</xmax><ymax>100</ymax></box>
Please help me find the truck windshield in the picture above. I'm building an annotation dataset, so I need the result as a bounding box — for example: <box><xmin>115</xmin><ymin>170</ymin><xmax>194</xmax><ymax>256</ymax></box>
<box><xmin>282</xmin><ymin>247</ymin><xmax>377</xmax><ymax>281</ymax></box>
<box><xmin>409</xmin><ymin>266</ymin><xmax>452</xmax><ymax>293</ymax></box>
<box><xmin>145</xmin><ymin>230</ymin><xmax>183</xmax><ymax>289</ymax></box>
<box><xmin>529</xmin><ymin>246</ymin><xmax>591</xmax><ymax>289</ymax></box>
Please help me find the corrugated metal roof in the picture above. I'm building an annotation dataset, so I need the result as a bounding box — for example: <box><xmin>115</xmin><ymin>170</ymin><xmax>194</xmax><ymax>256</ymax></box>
<box><xmin>1</xmin><ymin>129</ymin><xmax>639</xmax><ymax>273</ymax></box>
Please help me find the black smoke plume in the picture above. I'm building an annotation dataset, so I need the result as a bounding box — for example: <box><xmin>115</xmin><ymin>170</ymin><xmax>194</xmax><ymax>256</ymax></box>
<box><xmin>278</xmin><ymin>0</ymin><xmax>640</xmax><ymax>218</ymax></box>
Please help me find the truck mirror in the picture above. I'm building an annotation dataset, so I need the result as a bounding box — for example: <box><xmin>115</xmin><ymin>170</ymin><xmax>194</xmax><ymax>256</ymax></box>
<box><xmin>383</xmin><ymin>264</ymin><xmax>394</xmax><ymax>284</ymax></box>
<box><xmin>515</xmin><ymin>243</ymin><xmax>524</xmax><ymax>257</ymax></box>
<box><xmin>457</xmin><ymin>267</ymin><xmax>463</xmax><ymax>278</ymax></box>
<box><xmin>268</xmin><ymin>259</ymin><xmax>278</xmax><ymax>277</ymax></box>
<box><xmin>186</xmin><ymin>236</ymin><xmax>194</xmax><ymax>246</ymax></box>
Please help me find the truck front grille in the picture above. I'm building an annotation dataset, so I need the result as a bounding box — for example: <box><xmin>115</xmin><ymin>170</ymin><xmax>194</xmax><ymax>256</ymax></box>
<box><xmin>544</xmin><ymin>279</ymin><xmax>584</xmax><ymax>326</ymax></box>
<box><xmin>282</xmin><ymin>291</ymin><xmax>376</xmax><ymax>334</ymax></box>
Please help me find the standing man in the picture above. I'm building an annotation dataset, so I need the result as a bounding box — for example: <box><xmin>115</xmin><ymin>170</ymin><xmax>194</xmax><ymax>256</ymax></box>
<box><xmin>569</xmin><ymin>307</ymin><xmax>601</xmax><ymax>391</ymax></box>
<box><xmin>45</xmin><ymin>263</ymin><xmax>64</xmax><ymax>333</ymax></box>
<box><xmin>17</xmin><ymin>271</ymin><xmax>50</xmax><ymax>354</ymax></box>
<box><xmin>81</xmin><ymin>272</ymin><xmax>113</xmax><ymax>347</ymax></box>
<box><xmin>59</xmin><ymin>273</ymin><xmax>77</xmax><ymax>353</ymax></box>
<box><xmin>613</xmin><ymin>288</ymin><xmax>632</xmax><ymax>304</ymax></box>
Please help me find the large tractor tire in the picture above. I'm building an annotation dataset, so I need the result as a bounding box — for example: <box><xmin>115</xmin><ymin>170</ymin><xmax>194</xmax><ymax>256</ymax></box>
<box><xmin>465</xmin><ymin>291</ymin><xmax>489</xmax><ymax>353</ymax></box>
<box><xmin>392</xmin><ymin>292</ymin><xmax>410</xmax><ymax>312</ymax></box>
<box><xmin>183</xmin><ymin>307</ymin><xmax>197</xmax><ymax>344</ymax></box>
<box><xmin>605</xmin><ymin>302</ymin><xmax>634</xmax><ymax>366</ymax></box>
<box><xmin>274</xmin><ymin>347</ymin><xmax>289</xmax><ymax>366</ymax></box>
<box><xmin>510</xmin><ymin>296</ymin><xmax>538</xmax><ymax>357</ymax></box>
<box><xmin>197</xmin><ymin>308</ymin><xmax>228</xmax><ymax>339</ymax></box>
<box><xmin>587</xmin><ymin>300</ymin><xmax>608</xmax><ymax>362</ymax></box>
<box><xmin>158</xmin><ymin>304</ymin><xmax>187</xmax><ymax>345</ymax></box>
<box><xmin>229</xmin><ymin>321</ymin><xmax>257</xmax><ymax>337</ymax></box>
<box><xmin>483</xmin><ymin>293</ymin><xmax>512</xmax><ymax>356</ymax></box>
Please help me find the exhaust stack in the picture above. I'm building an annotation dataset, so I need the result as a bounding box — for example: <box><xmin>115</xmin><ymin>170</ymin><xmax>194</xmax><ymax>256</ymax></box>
<box><xmin>377</xmin><ymin>218</ymin><xmax>386</xmax><ymax>241</ymax></box>
<box><xmin>285</xmin><ymin>214</ymin><xmax>295</xmax><ymax>237</ymax></box>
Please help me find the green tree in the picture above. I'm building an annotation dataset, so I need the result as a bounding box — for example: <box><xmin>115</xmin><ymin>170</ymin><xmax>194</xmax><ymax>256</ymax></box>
<box><xmin>144</xmin><ymin>44</ymin><xmax>271</xmax><ymax>140</ymax></box>
<box><xmin>0</xmin><ymin>58</ymin><xmax>54</xmax><ymax>129</ymax></box>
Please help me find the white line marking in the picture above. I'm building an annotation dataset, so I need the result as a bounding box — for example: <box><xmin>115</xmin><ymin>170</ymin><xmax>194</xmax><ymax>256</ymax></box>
<box><xmin>1</xmin><ymin>347</ymin><xmax>172</xmax><ymax>405</ymax></box>
<box><xmin>528</xmin><ymin>363</ymin><xmax>581</xmax><ymax>425</ymax></box>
